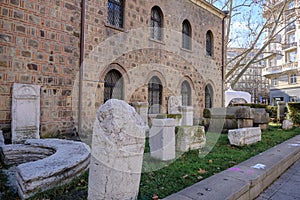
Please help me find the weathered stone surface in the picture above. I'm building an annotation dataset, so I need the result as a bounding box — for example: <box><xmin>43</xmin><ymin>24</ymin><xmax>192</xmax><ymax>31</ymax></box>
<box><xmin>237</xmin><ymin>118</ymin><xmax>253</xmax><ymax>128</ymax></box>
<box><xmin>168</xmin><ymin>96</ymin><xmax>182</xmax><ymax>114</ymax></box>
<box><xmin>12</xmin><ymin>83</ymin><xmax>40</xmax><ymax>144</ymax></box>
<box><xmin>258</xmin><ymin>123</ymin><xmax>269</xmax><ymax>130</ymax></box>
<box><xmin>176</xmin><ymin>126</ymin><xmax>206</xmax><ymax>152</ymax></box>
<box><xmin>282</xmin><ymin>119</ymin><xmax>293</xmax><ymax>130</ymax></box>
<box><xmin>131</xmin><ymin>101</ymin><xmax>149</xmax><ymax>129</ymax></box>
<box><xmin>235</xmin><ymin>106</ymin><xmax>254</xmax><ymax>119</ymax></box>
<box><xmin>252</xmin><ymin>108</ymin><xmax>269</xmax><ymax>124</ymax></box>
<box><xmin>228</xmin><ymin>127</ymin><xmax>261</xmax><ymax>146</ymax></box>
<box><xmin>8</xmin><ymin>139</ymin><xmax>91</xmax><ymax>199</ymax></box>
<box><xmin>88</xmin><ymin>99</ymin><xmax>145</xmax><ymax>200</ymax></box>
<box><xmin>150</xmin><ymin>118</ymin><xmax>176</xmax><ymax>161</ymax></box>
<box><xmin>179</xmin><ymin>106</ymin><xmax>194</xmax><ymax>126</ymax></box>
<box><xmin>277</xmin><ymin>101</ymin><xmax>285</xmax><ymax>123</ymax></box>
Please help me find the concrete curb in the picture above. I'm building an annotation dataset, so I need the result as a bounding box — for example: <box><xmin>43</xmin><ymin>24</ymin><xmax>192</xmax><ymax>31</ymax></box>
<box><xmin>163</xmin><ymin>134</ymin><xmax>300</xmax><ymax>200</ymax></box>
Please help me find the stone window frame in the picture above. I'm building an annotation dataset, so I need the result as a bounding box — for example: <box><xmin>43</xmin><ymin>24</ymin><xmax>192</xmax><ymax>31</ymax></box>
<box><xmin>181</xmin><ymin>80</ymin><xmax>192</xmax><ymax>106</ymax></box>
<box><xmin>182</xmin><ymin>19</ymin><xmax>192</xmax><ymax>50</ymax></box>
<box><xmin>206</xmin><ymin>30</ymin><xmax>214</xmax><ymax>57</ymax></box>
<box><xmin>150</xmin><ymin>6</ymin><xmax>163</xmax><ymax>41</ymax></box>
<box><xmin>107</xmin><ymin>0</ymin><xmax>124</xmax><ymax>29</ymax></box>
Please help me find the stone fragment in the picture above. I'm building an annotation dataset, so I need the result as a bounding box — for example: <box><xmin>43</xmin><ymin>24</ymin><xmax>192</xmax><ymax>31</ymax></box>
<box><xmin>282</xmin><ymin>119</ymin><xmax>293</xmax><ymax>130</ymax></box>
<box><xmin>88</xmin><ymin>99</ymin><xmax>145</xmax><ymax>200</ymax></box>
<box><xmin>131</xmin><ymin>101</ymin><xmax>149</xmax><ymax>129</ymax></box>
<box><xmin>168</xmin><ymin>96</ymin><xmax>182</xmax><ymax>114</ymax></box>
<box><xmin>176</xmin><ymin>126</ymin><xmax>206</xmax><ymax>152</ymax></box>
<box><xmin>277</xmin><ymin>101</ymin><xmax>285</xmax><ymax>123</ymax></box>
<box><xmin>150</xmin><ymin>118</ymin><xmax>176</xmax><ymax>161</ymax></box>
<box><xmin>228</xmin><ymin>127</ymin><xmax>261</xmax><ymax>146</ymax></box>
<box><xmin>0</xmin><ymin>130</ymin><xmax>4</xmax><ymax>147</ymax></box>
<box><xmin>12</xmin><ymin>83</ymin><xmax>40</xmax><ymax>144</ymax></box>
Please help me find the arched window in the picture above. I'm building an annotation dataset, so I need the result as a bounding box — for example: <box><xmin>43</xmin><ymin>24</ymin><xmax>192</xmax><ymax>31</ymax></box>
<box><xmin>182</xmin><ymin>20</ymin><xmax>192</xmax><ymax>50</ymax></box>
<box><xmin>206</xmin><ymin>30</ymin><xmax>213</xmax><ymax>56</ymax></box>
<box><xmin>151</xmin><ymin>6</ymin><xmax>163</xmax><ymax>41</ymax></box>
<box><xmin>181</xmin><ymin>81</ymin><xmax>191</xmax><ymax>106</ymax></box>
<box><xmin>104</xmin><ymin>69</ymin><xmax>123</xmax><ymax>102</ymax></box>
<box><xmin>148</xmin><ymin>76</ymin><xmax>163</xmax><ymax>114</ymax></box>
<box><xmin>205</xmin><ymin>84</ymin><xmax>213</xmax><ymax>108</ymax></box>
<box><xmin>107</xmin><ymin>0</ymin><xmax>124</xmax><ymax>28</ymax></box>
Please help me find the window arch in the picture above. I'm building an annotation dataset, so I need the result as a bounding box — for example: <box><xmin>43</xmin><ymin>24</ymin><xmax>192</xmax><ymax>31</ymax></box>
<box><xmin>148</xmin><ymin>76</ymin><xmax>163</xmax><ymax>114</ymax></box>
<box><xmin>206</xmin><ymin>30</ymin><xmax>213</xmax><ymax>56</ymax></box>
<box><xmin>182</xmin><ymin>20</ymin><xmax>192</xmax><ymax>50</ymax></box>
<box><xmin>104</xmin><ymin>69</ymin><xmax>124</xmax><ymax>102</ymax></box>
<box><xmin>181</xmin><ymin>81</ymin><xmax>191</xmax><ymax>106</ymax></box>
<box><xmin>107</xmin><ymin>0</ymin><xmax>124</xmax><ymax>28</ymax></box>
<box><xmin>205</xmin><ymin>84</ymin><xmax>213</xmax><ymax>108</ymax></box>
<box><xmin>151</xmin><ymin>6</ymin><xmax>163</xmax><ymax>41</ymax></box>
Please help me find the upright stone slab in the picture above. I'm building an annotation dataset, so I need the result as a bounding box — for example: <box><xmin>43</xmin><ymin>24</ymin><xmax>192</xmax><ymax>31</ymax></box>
<box><xmin>168</xmin><ymin>96</ymin><xmax>182</xmax><ymax>114</ymax></box>
<box><xmin>0</xmin><ymin>130</ymin><xmax>4</xmax><ymax>147</ymax></box>
<box><xmin>88</xmin><ymin>99</ymin><xmax>145</xmax><ymax>200</ymax></box>
<box><xmin>277</xmin><ymin>101</ymin><xmax>285</xmax><ymax>123</ymax></box>
<box><xmin>179</xmin><ymin>106</ymin><xmax>194</xmax><ymax>126</ymax></box>
<box><xmin>149</xmin><ymin>118</ymin><xmax>176</xmax><ymax>161</ymax></box>
<box><xmin>12</xmin><ymin>83</ymin><xmax>40</xmax><ymax>144</ymax></box>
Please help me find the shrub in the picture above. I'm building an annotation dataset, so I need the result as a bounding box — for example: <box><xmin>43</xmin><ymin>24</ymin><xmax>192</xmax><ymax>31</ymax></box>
<box><xmin>287</xmin><ymin>102</ymin><xmax>300</xmax><ymax>125</ymax></box>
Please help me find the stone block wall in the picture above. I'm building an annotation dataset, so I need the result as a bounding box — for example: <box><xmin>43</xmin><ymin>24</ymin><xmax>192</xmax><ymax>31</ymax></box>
<box><xmin>0</xmin><ymin>0</ymin><xmax>81</xmax><ymax>136</ymax></box>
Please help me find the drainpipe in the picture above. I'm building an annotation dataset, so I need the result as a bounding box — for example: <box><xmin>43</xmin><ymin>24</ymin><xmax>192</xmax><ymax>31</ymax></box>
<box><xmin>78</xmin><ymin>0</ymin><xmax>86</xmax><ymax>135</ymax></box>
<box><xmin>221</xmin><ymin>11</ymin><xmax>229</xmax><ymax>107</ymax></box>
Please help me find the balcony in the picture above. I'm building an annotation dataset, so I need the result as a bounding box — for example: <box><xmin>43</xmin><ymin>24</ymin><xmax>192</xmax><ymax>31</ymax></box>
<box><xmin>262</xmin><ymin>61</ymin><xmax>299</xmax><ymax>76</ymax></box>
<box><xmin>282</xmin><ymin>42</ymin><xmax>297</xmax><ymax>50</ymax></box>
<box><xmin>286</xmin><ymin>25</ymin><xmax>296</xmax><ymax>32</ymax></box>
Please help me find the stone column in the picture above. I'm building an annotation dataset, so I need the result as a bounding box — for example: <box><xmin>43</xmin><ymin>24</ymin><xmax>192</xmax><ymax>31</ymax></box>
<box><xmin>88</xmin><ymin>99</ymin><xmax>145</xmax><ymax>200</ymax></box>
<box><xmin>149</xmin><ymin>118</ymin><xmax>176</xmax><ymax>161</ymax></box>
<box><xmin>0</xmin><ymin>130</ymin><xmax>4</xmax><ymax>147</ymax></box>
<box><xmin>131</xmin><ymin>102</ymin><xmax>149</xmax><ymax>129</ymax></box>
<box><xmin>179</xmin><ymin>106</ymin><xmax>194</xmax><ymax>126</ymax></box>
<box><xmin>277</xmin><ymin>101</ymin><xmax>285</xmax><ymax>123</ymax></box>
<box><xmin>12</xmin><ymin>83</ymin><xmax>40</xmax><ymax>144</ymax></box>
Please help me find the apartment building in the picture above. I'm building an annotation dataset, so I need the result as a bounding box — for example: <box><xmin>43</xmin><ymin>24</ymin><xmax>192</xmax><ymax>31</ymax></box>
<box><xmin>263</xmin><ymin>0</ymin><xmax>300</xmax><ymax>105</ymax></box>
<box><xmin>227</xmin><ymin>48</ymin><xmax>270</xmax><ymax>104</ymax></box>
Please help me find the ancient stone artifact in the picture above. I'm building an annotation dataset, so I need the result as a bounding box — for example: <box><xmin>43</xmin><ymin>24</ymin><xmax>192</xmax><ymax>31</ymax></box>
<box><xmin>88</xmin><ymin>99</ymin><xmax>145</xmax><ymax>200</ymax></box>
<box><xmin>179</xmin><ymin>106</ymin><xmax>194</xmax><ymax>126</ymax></box>
<box><xmin>282</xmin><ymin>119</ymin><xmax>293</xmax><ymax>130</ymax></box>
<box><xmin>168</xmin><ymin>96</ymin><xmax>182</xmax><ymax>114</ymax></box>
<box><xmin>228</xmin><ymin>127</ymin><xmax>262</xmax><ymax>146</ymax></box>
<box><xmin>176</xmin><ymin>126</ymin><xmax>206</xmax><ymax>152</ymax></box>
<box><xmin>12</xmin><ymin>83</ymin><xmax>40</xmax><ymax>143</ymax></box>
<box><xmin>149</xmin><ymin>118</ymin><xmax>176</xmax><ymax>161</ymax></box>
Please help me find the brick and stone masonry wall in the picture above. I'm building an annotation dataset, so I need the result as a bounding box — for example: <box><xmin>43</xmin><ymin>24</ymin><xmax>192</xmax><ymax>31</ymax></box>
<box><xmin>0</xmin><ymin>0</ymin><xmax>81</xmax><ymax>136</ymax></box>
<box><xmin>75</xmin><ymin>0</ymin><xmax>225</xmax><ymax>135</ymax></box>
<box><xmin>0</xmin><ymin>0</ymin><xmax>224</xmax><ymax>137</ymax></box>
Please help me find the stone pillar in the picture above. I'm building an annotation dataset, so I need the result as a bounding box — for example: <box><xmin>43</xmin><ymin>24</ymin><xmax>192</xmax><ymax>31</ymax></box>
<box><xmin>88</xmin><ymin>99</ymin><xmax>145</xmax><ymax>200</ymax></box>
<box><xmin>179</xmin><ymin>106</ymin><xmax>194</xmax><ymax>126</ymax></box>
<box><xmin>277</xmin><ymin>101</ymin><xmax>285</xmax><ymax>123</ymax></box>
<box><xmin>149</xmin><ymin>118</ymin><xmax>176</xmax><ymax>161</ymax></box>
<box><xmin>0</xmin><ymin>130</ymin><xmax>4</xmax><ymax>147</ymax></box>
<box><xmin>12</xmin><ymin>83</ymin><xmax>40</xmax><ymax>144</ymax></box>
<box><xmin>168</xmin><ymin>96</ymin><xmax>182</xmax><ymax>114</ymax></box>
<box><xmin>131</xmin><ymin>102</ymin><xmax>149</xmax><ymax>129</ymax></box>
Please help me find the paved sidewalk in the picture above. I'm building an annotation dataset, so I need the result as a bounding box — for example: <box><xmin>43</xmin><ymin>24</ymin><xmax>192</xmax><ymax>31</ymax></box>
<box><xmin>256</xmin><ymin>159</ymin><xmax>300</xmax><ymax>200</ymax></box>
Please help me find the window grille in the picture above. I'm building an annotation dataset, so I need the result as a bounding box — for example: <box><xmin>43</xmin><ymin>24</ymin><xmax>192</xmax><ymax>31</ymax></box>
<box><xmin>148</xmin><ymin>76</ymin><xmax>162</xmax><ymax>114</ymax></box>
<box><xmin>182</xmin><ymin>20</ymin><xmax>191</xmax><ymax>49</ymax></box>
<box><xmin>151</xmin><ymin>7</ymin><xmax>163</xmax><ymax>40</ymax></box>
<box><xmin>104</xmin><ymin>69</ymin><xmax>123</xmax><ymax>102</ymax></box>
<box><xmin>107</xmin><ymin>0</ymin><xmax>124</xmax><ymax>28</ymax></box>
<box><xmin>181</xmin><ymin>81</ymin><xmax>191</xmax><ymax>106</ymax></box>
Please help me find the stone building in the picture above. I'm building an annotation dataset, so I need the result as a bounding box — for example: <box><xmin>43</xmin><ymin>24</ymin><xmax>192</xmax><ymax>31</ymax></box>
<box><xmin>227</xmin><ymin>48</ymin><xmax>270</xmax><ymax>104</ymax></box>
<box><xmin>0</xmin><ymin>0</ymin><xmax>226</xmax><ymax>138</ymax></box>
<box><xmin>263</xmin><ymin>0</ymin><xmax>300</xmax><ymax>105</ymax></box>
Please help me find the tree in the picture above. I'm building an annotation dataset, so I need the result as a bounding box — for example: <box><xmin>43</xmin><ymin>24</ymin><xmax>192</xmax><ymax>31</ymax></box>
<box><xmin>210</xmin><ymin>0</ymin><xmax>299</xmax><ymax>87</ymax></box>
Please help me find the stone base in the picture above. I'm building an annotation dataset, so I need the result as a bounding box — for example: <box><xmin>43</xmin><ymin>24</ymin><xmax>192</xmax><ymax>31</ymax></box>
<box><xmin>176</xmin><ymin>126</ymin><xmax>206</xmax><ymax>152</ymax></box>
<box><xmin>237</xmin><ymin>119</ymin><xmax>253</xmax><ymax>128</ymax></box>
<box><xmin>228</xmin><ymin>127</ymin><xmax>261</xmax><ymax>146</ymax></box>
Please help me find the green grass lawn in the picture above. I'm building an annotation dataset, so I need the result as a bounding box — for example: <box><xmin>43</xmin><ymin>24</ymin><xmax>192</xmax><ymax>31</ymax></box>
<box><xmin>1</xmin><ymin>124</ymin><xmax>299</xmax><ymax>200</ymax></box>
